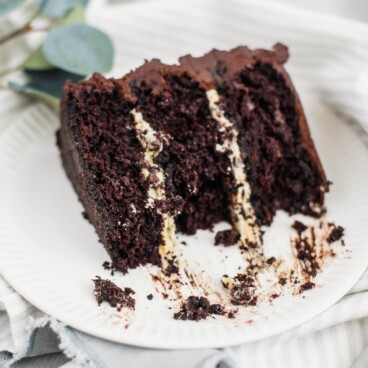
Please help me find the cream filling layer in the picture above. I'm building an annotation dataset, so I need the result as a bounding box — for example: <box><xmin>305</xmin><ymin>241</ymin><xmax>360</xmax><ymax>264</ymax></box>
<box><xmin>206</xmin><ymin>89</ymin><xmax>261</xmax><ymax>246</ymax></box>
<box><xmin>130</xmin><ymin>109</ymin><xmax>177</xmax><ymax>264</ymax></box>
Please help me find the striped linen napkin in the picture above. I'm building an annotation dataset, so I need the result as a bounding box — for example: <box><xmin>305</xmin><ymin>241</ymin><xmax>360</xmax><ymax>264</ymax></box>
<box><xmin>1</xmin><ymin>0</ymin><xmax>368</xmax><ymax>367</ymax></box>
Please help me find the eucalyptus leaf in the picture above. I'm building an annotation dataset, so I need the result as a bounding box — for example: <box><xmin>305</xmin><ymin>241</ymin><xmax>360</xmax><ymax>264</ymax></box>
<box><xmin>8</xmin><ymin>69</ymin><xmax>84</xmax><ymax>109</ymax></box>
<box><xmin>43</xmin><ymin>24</ymin><xmax>114</xmax><ymax>75</ymax></box>
<box><xmin>59</xmin><ymin>4</ymin><xmax>85</xmax><ymax>26</ymax></box>
<box><xmin>23</xmin><ymin>5</ymin><xmax>85</xmax><ymax>70</ymax></box>
<box><xmin>38</xmin><ymin>0</ymin><xmax>88</xmax><ymax>18</ymax></box>
<box><xmin>9</xmin><ymin>82</ymin><xmax>60</xmax><ymax>109</ymax></box>
<box><xmin>23</xmin><ymin>47</ymin><xmax>53</xmax><ymax>70</ymax></box>
<box><xmin>23</xmin><ymin>6</ymin><xmax>85</xmax><ymax>70</ymax></box>
<box><xmin>0</xmin><ymin>0</ymin><xmax>24</xmax><ymax>16</ymax></box>
<box><xmin>24</xmin><ymin>69</ymin><xmax>84</xmax><ymax>97</ymax></box>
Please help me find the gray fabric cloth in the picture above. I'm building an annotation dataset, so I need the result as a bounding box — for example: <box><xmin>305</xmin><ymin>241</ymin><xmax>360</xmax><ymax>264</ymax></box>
<box><xmin>0</xmin><ymin>313</ymin><xmax>216</xmax><ymax>368</ymax></box>
<box><xmin>12</xmin><ymin>353</ymin><xmax>69</xmax><ymax>368</ymax></box>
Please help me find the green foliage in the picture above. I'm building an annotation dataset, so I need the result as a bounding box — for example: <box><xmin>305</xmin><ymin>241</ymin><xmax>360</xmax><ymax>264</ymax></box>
<box><xmin>23</xmin><ymin>6</ymin><xmax>86</xmax><ymax>71</ymax></box>
<box><xmin>0</xmin><ymin>0</ymin><xmax>24</xmax><ymax>16</ymax></box>
<box><xmin>37</xmin><ymin>0</ymin><xmax>88</xmax><ymax>17</ymax></box>
<box><xmin>23</xmin><ymin>47</ymin><xmax>53</xmax><ymax>71</ymax></box>
<box><xmin>43</xmin><ymin>24</ymin><xmax>114</xmax><ymax>75</ymax></box>
<box><xmin>8</xmin><ymin>69</ymin><xmax>84</xmax><ymax>109</ymax></box>
<box><xmin>59</xmin><ymin>5</ymin><xmax>85</xmax><ymax>26</ymax></box>
<box><xmin>9</xmin><ymin>81</ymin><xmax>60</xmax><ymax>109</ymax></box>
<box><xmin>1</xmin><ymin>0</ymin><xmax>114</xmax><ymax>108</ymax></box>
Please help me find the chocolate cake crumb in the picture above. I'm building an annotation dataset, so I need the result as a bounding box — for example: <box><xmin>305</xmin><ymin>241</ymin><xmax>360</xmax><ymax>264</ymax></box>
<box><xmin>215</xmin><ymin>229</ymin><xmax>240</xmax><ymax>246</ymax></box>
<box><xmin>147</xmin><ymin>294</ymin><xmax>153</xmax><ymax>300</ymax></box>
<box><xmin>227</xmin><ymin>310</ymin><xmax>238</xmax><ymax>319</ymax></box>
<box><xmin>292</xmin><ymin>220</ymin><xmax>308</xmax><ymax>234</ymax></box>
<box><xmin>102</xmin><ymin>261</ymin><xmax>111</xmax><ymax>270</ymax></box>
<box><xmin>163</xmin><ymin>260</ymin><xmax>179</xmax><ymax>276</ymax></box>
<box><xmin>246</xmin><ymin>241</ymin><xmax>258</xmax><ymax>249</ymax></box>
<box><xmin>174</xmin><ymin>296</ymin><xmax>210</xmax><ymax>321</ymax></box>
<box><xmin>327</xmin><ymin>224</ymin><xmax>344</xmax><ymax>244</ymax></box>
<box><xmin>181</xmin><ymin>241</ymin><xmax>187</xmax><ymax>246</ymax></box>
<box><xmin>299</xmin><ymin>281</ymin><xmax>315</xmax><ymax>293</ymax></box>
<box><xmin>294</xmin><ymin>236</ymin><xmax>319</xmax><ymax>277</ymax></box>
<box><xmin>93</xmin><ymin>277</ymin><xmax>135</xmax><ymax>311</ymax></box>
<box><xmin>228</xmin><ymin>274</ymin><xmax>258</xmax><ymax>306</ymax></box>
<box><xmin>82</xmin><ymin>211</ymin><xmax>89</xmax><ymax>221</ymax></box>
<box><xmin>208</xmin><ymin>303</ymin><xmax>224</xmax><ymax>315</ymax></box>
<box><xmin>279</xmin><ymin>277</ymin><xmax>287</xmax><ymax>286</ymax></box>
<box><xmin>173</xmin><ymin>296</ymin><xmax>226</xmax><ymax>321</ymax></box>
<box><xmin>266</xmin><ymin>257</ymin><xmax>276</xmax><ymax>265</ymax></box>
<box><xmin>102</xmin><ymin>261</ymin><xmax>115</xmax><ymax>275</ymax></box>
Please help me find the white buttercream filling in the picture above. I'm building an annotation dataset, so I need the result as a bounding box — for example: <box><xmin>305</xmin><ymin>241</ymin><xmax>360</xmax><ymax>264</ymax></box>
<box><xmin>206</xmin><ymin>89</ymin><xmax>261</xmax><ymax>246</ymax></box>
<box><xmin>130</xmin><ymin>109</ymin><xmax>177</xmax><ymax>263</ymax></box>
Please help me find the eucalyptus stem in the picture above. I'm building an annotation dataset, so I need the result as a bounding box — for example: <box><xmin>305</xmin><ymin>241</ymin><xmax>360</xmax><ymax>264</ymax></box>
<box><xmin>0</xmin><ymin>25</ymin><xmax>31</xmax><ymax>46</ymax></box>
<box><xmin>0</xmin><ymin>10</ymin><xmax>41</xmax><ymax>47</ymax></box>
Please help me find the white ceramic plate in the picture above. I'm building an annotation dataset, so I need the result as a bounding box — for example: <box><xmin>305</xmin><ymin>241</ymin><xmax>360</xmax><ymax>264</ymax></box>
<box><xmin>0</xmin><ymin>93</ymin><xmax>367</xmax><ymax>349</ymax></box>
<box><xmin>0</xmin><ymin>0</ymin><xmax>368</xmax><ymax>349</ymax></box>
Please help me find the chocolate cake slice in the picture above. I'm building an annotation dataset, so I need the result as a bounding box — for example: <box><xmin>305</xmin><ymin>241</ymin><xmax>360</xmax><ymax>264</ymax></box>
<box><xmin>58</xmin><ymin>43</ymin><xmax>328</xmax><ymax>273</ymax></box>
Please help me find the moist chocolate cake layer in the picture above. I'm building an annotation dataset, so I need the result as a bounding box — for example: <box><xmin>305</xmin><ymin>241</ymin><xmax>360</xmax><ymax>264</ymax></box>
<box><xmin>126</xmin><ymin>65</ymin><xmax>236</xmax><ymax>234</ymax></box>
<box><xmin>58</xmin><ymin>75</ymin><xmax>164</xmax><ymax>272</ymax></box>
<box><xmin>180</xmin><ymin>44</ymin><xmax>329</xmax><ymax>225</ymax></box>
<box><xmin>59</xmin><ymin>44</ymin><xmax>329</xmax><ymax>273</ymax></box>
